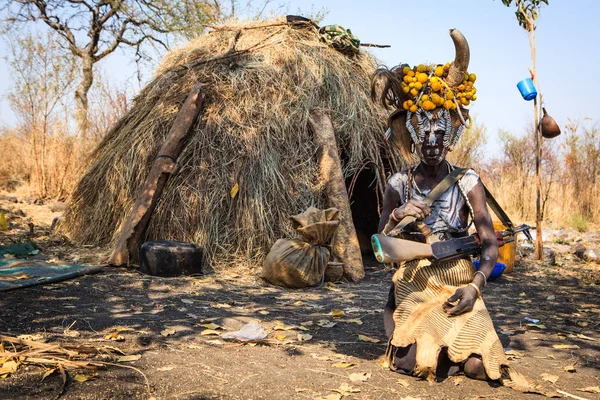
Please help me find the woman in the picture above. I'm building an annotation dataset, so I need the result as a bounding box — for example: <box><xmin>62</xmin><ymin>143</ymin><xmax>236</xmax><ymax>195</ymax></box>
<box><xmin>372</xmin><ymin>30</ymin><xmax>511</xmax><ymax>383</ymax></box>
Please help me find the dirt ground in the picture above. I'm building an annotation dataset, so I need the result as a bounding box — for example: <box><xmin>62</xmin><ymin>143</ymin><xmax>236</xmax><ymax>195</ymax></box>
<box><xmin>1</xmin><ymin>199</ymin><xmax>599</xmax><ymax>400</ymax></box>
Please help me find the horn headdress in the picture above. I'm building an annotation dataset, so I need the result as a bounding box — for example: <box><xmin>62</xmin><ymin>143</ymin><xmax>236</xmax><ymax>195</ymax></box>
<box><xmin>371</xmin><ymin>29</ymin><xmax>475</xmax><ymax>159</ymax></box>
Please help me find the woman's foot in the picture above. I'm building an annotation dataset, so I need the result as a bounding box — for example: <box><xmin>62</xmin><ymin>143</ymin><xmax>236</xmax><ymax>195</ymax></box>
<box><xmin>463</xmin><ymin>356</ymin><xmax>487</xmax><ymax>380</ymax></box>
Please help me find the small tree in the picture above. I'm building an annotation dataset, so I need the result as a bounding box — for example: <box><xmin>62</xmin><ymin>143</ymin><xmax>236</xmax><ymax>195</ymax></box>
<box><xmin>500</xmin><ymin>0</ymin><xmax>549</xmax><ymax>260</ymax></box>
<box><xmin>6</xmin><ymin>30</ymin><xmax>78</xmax><ymax>197</ymax></box>
<box><xmin>2</xmin><ymin>1</ymin><xmax>178</xmax><ymax>137</ymax></box>
<box><xmin>446</xmin><ymin>118</ymin><xmax>488</xmax><ymax>168</ymax></box>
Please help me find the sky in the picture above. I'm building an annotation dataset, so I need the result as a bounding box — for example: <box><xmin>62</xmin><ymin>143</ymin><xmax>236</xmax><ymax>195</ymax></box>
<box><xmin>0</xmin><ymin>0</ymin><xmax>598</xmax><ymax>154</ymax></box>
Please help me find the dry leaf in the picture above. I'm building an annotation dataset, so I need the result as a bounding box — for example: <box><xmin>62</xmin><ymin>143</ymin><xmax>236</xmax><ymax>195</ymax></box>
<box><xmin>199</xmin><ymin>323</ymin><xmax>222</xmax><ymax>330</ymax></box>
<box><xmin>396</xmin><ymin>378</ymin><xmax>410</xmax><ymax>387</ymax></box>
<box><xmin>563</xmin><ymin>365</ymin><xmax>576</xmax><ymax>373</ymax></box>
<box><xmin>333</xmin><ymin>362</ymin><xmax>355</xmax><ymax>369</ymax></box>
<box><xmin>326</xmin><ymin>282</ymin><xmax>341</xmax><ymax>292</ymax></box>
<box><xmin>104</xmin><ymin>332</ymin><xmax>125</xmax><ymax>341</ymax></box>
<box><xmin>552</xmin><ymin>344</ymin><xmax>579</xmax><ymax>350</ymax></box>
<box><xmin>344</xmin><ymin>319</ymin><xmax>363</xmax><ymax>325</ymax></box>
<box><xmin>519</xmin><ymin>292</ymin><xmax>526</xmax><ymax>297</ymax></box>
<box><xmin>0</xmin><ymin>361</ymin><xmax>18</xmax><ymax>375</ymax></box>
<box><xmin>157</xmin><ymin>366</ymin><xmax>176</xmax><ymax>371</ymax></box>
<box><xmin>330</xmin><ymin>309</ymin><xmax>345</xmax><ymax>318</ymax></box>
<box><xmin>452</xmin><ymin>376</ymin><xmax>464</xmax><ymax>386</ymax></box>
<box><xmin>41</xmin><ymin>368</ymin><xmax>56</xmax><ymax>381</ymax></box>
<box><xmin>317</xmin><ymin>320</ymin><xmax>337</xmax><ymax>328</ymax></box>
<box><xmin>206</xmin><ymin>339</ymin><xmax>223</xmax><ymax>346</ymax></box>
<box><xmin>576</xmin><ymin>334</ymin><xmax>595</xmax><ymax>341</ymax></box>
<box><xmin>578</xmin><ymin>387</ymin><xmax>600</xmax><ymax>394</ymax></box>
<box><xmin>161</xmin><ymin>328</ymin><xmax>176</xmax><ymax>337</ymax></box>
<box><xmin>541</xmin><ymin>373</ymin><xmax>559</xmax><ymax>384</ymax></box>
<box><xmin>297</xmin><ymin>333</ymin><xmax>312</xmax><ymax>342</ymax></box>
<box><xmin>0</xmin><ymin>273</ymin><xmax>30</xmax><ymax>281</ymax></box>
<box><xmin>180</xmin><ymin>299</ymin><xmax>194</xmax><ymax>304</ymax></box>
<box><xmin>117</xmin><ymin>355</ymin><xmax>141</xmax><ymax>363</ymax></box>
<box><xmin>315</xmin><ymin>394</ymin><xmax>342</xmax><ymax>400</ymax></box>
<box><xmin>273</xmin><ymin>322</ymin><xmax>298</xmax><ymax>331</ymax></box>
<box><xmin>293</xmin><ymin>301</ymin><xmax>305</xmax><ymax>306</ymax></box>
<box><xmin>505</xmin><ymin>349</ymin><xmax>524</xmax><ymax>358</ymax></box>
<box><xmin>230</xmin><ymin>183</ymin><xmax>239</xmax><ymax>199</ymax></box>
<box><xmin>274</xmin><ymin>333</ymin><xmax>286</xmax><ymax>341</ymax></box>
<box><xmin>333</xmin><ymin>382</ymin><xmax>361</xmax><ymax>395</ymax></box>
<box><xmin>64</xmin><ymin>329</ymin><xmax>80</xmax><ymax>337</ymax></box>
<box><xmin>349</xmin><ymin>372</ymin><xmax>370</xmax><ymax>382</ymax></box>
<box><xmin>258</xmin><ymin>310</ymin><xmax>270</xmax><ymax>315</ymax></box>
<box><xmin>357</xmin><ymin>334</ymin><xmax>381</xmax><ymax>343</ymax></box>
<box><xmin>200</xmin><ymin>329</ymin><xmax>221</xmax><ymax>336</ymax></box>
<box><xmin>73</xmin><ymin>374</ymin><xmax>95</xmax><ymax>382</ymax></box>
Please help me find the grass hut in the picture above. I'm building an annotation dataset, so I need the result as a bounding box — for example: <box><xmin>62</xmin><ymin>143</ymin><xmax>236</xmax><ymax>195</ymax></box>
<box><xmin>63</xmin><ymin>18</ymin><xmax>404</xmax><ymax>278</ymax></box>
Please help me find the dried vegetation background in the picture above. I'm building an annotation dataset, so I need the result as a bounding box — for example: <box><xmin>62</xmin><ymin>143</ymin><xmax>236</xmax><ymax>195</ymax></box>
<box><xmin>61</xmin><ymin>20</ymin><xmax>399</xmax><ymax>268</ymax></box>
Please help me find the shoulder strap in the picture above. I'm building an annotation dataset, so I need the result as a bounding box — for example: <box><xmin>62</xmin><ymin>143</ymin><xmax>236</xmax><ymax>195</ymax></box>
<box><xmin>384</xmin><ymin>167</ymin><xmax>467</xmax><ymax>236</ymax></box>
<box><xmin>482</xmin><ymin>182</ymin><xmax>514</xmax><ymax>231</ymax></box>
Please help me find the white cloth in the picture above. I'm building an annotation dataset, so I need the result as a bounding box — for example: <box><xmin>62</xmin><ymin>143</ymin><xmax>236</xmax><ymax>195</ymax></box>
<box><xmin>388</xmin><ymin>166</ymin><xmax>479</xmax><ymax>235</ymax></box>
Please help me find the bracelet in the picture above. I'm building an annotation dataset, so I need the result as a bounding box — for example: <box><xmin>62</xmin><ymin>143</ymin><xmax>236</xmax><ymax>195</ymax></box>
<box><xmin>473</xmin><ymin>270</ymin><xmax>487</xmax><ymax>287</ymax></box>
<box><xmin>468</xmin><ymin>282</ymin><xmax>482</xmax><ymax>298</ymax></box>
<box><xmin>390</xmin><ymin>208</ymin><xmax>400</xmax><ymax>222</ymax></box>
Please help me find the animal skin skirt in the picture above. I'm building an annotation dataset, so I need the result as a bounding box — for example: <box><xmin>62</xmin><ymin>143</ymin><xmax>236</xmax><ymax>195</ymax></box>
<box><xmin>385</xmin><ymin>258</ymin><xmax>508</xmax><ymax>381</ymax></box>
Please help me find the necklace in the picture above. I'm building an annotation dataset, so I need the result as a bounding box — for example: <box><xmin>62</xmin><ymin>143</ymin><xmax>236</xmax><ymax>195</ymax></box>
<box><xmin>411</xmin><ymin>161</ymin><xmax>452</xmax><ymax>195</ymax></box>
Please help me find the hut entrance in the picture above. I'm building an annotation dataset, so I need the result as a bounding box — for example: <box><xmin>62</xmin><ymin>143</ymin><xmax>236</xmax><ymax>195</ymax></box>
<box><xmin>346</xmin><ymin>166</ymin><xmax>381</xmax><ymax>255</ymax></box>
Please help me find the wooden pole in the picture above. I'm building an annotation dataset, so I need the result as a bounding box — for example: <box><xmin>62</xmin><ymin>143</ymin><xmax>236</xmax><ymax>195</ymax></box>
<box><xmin>109</xmin><ymin>83</ymin><xmax>205</xmax><ymax>266</ymax></box>
<box><xmin>526</xmin><ymin>12</ymin><xmax>544</xmax><ymax>260</ymax></box>
<box><xmin>308</xmin><ymin>111</ymin><xmax>364</xmax><ymax>282</ymax></box>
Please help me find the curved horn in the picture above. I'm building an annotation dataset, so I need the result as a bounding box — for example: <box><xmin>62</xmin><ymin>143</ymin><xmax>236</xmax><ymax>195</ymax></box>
<box><xmin>446</xmin><ymin>29</ymin><xmax>470</xmax><ymax>88</ymax></box>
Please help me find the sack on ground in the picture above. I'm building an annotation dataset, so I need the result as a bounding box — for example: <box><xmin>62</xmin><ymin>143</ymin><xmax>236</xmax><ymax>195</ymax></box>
<box><xmin>261</xmin><ymin>207</ymin><xmax>340</xmax><ymax>288</ymax></box>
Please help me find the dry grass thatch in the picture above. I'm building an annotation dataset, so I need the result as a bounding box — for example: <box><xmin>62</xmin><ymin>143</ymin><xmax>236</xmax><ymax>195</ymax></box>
<box><xmin>62</xmin><ymin>18</ymin><xmax>404</xmax><ymax>269</ymax></box>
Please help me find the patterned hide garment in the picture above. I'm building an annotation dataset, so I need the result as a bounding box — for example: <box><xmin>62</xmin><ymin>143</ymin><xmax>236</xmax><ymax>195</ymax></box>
<box><xmin>386</xmin><ymin>258</ymin><xmax>508</xmax><ymax>381</ymax></box>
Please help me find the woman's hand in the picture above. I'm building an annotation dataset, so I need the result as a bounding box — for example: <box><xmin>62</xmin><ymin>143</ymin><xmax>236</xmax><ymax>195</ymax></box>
<box><xmin>442</xmin><ymin>285</ymin><xmax>478</xmax><ymax>316</ymax></box>
<box><xmin>393</xmin><ymin>199</ymin><xmax>431</xmax><ymax>222</ymax></box>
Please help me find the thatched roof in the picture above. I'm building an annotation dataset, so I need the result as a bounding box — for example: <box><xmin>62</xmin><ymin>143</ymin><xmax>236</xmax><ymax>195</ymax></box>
<box><xmin>63</xmin><ymin>18</ymin><xmax>404</xmax><ymax>269</ymax></box>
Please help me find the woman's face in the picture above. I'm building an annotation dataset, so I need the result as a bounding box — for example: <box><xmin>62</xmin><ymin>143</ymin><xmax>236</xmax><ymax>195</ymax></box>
<box><xmin>418</xmin><ymin>128</ymin><xmax>447</xmax><ymax>166</ymax></box>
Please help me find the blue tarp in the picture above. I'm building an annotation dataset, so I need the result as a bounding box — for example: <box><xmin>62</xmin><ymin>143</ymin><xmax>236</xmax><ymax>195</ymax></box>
<box><xmin>0</xmin><ymin>259</ymin><xmax>104</xmax><ymax>291</ymax></box>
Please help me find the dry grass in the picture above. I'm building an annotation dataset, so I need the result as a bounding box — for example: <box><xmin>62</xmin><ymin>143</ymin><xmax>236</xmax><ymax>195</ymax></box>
<box><xmin>62</xmin><ymin>18</ymin><xmax>403</xmax><ymax>269</ymax></box>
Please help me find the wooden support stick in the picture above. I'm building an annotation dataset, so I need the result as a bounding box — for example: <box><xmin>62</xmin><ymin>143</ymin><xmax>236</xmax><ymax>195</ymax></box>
<box><xmin>308</xmin><ymin>111</ymin><xmax>364</xmax><ymax>282</ymax></box>
<box><xmin>109</xmin><ymin>84</ymin><xmax>205</xmax><ymax>266</ymax></box>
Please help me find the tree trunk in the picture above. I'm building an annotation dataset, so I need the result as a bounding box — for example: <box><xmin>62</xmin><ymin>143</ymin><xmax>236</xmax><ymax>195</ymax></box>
<box><xmin>75</xmin><ymin>56</ymin><xmax>94</xmax><ymax>139</ymax></box>
<box><xmin>109</xmin><ymin>84</ymin><xmax>205</xmax><ymax>266</ymax></box>
<box><xmin>308</xmin><ymin>111</ymin><xmax>364</xmax><ymax>282</ymax></box>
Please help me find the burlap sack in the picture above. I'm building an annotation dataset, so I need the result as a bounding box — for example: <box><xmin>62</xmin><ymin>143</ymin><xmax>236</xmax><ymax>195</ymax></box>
<box><xmin>261</xmin><ymin>207</ymin><xmax>340</xmax><ymax>288</ymax></box>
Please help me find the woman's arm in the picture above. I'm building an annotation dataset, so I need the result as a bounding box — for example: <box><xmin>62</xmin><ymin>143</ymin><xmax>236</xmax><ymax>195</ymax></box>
<box><xmin>443</xmin><ymin>180</ymin><xmax>498</xmax><ymax>316</ymax></box>
<box><xmin>378</xmin><ymin>183</ymin><xmax>431</xmax><ymax>233</ymax></box>
<box><xmin>468</xmin><ymin>180</ymin><xmax>499</xmax><ymax>287</ymax></box>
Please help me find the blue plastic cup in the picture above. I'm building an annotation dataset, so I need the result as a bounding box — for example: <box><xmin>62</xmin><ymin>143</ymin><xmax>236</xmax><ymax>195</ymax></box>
<box><xmin>517</xmin><ymin>78</ymin><xmax>537</xmax><ymax>101</ymax></box>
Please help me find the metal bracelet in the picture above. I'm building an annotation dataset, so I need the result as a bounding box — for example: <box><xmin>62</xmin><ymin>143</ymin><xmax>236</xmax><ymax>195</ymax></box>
<box><xmin>473</xmin><ymin>270</ymin><xmax>487</xmax><ymax>287</ymax></box>
<box><xmin>468</xmin><ymin>282</ymin><xmax>482</xmax><ymax>298</ymax></box>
